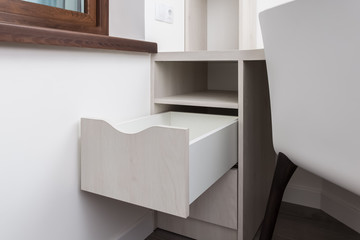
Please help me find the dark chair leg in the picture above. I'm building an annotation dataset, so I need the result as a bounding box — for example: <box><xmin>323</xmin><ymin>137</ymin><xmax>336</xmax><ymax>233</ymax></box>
<box><xmin>260</xmin><ymin>152</ymin><xmax>297</xmax><ymax>240</ymax></box>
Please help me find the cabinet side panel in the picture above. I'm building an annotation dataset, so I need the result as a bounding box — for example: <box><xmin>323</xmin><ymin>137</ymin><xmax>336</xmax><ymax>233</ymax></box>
<box><xmin>185</xmin><ymin>0</ymin><xmax>207</xmax><ymax>51</ymax></box>
<box><xmin>239</xmin><ymin>0</ymin><xmax>257</xmax><ymax>49</ymax></box>
<box><xmin>241</xmin><ymin>61</ymin><xmax>276</xmax><ymax>240</ymax></box>
<box><xmin>81</xmin><ymin>119</ymin><xmax>190</xmax><ymax>218</ymax></box>
<box><xmin>238</xmin><ymin>61</ymin><xmax>245</xmax><ymax>239</ymax></box>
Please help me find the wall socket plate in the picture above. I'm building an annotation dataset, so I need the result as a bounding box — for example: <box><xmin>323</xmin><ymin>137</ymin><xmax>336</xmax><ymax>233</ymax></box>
<box><xmin>155</xmin><ymin>2</ymin><xmax>174</xmax><ymax>24</ymax></box>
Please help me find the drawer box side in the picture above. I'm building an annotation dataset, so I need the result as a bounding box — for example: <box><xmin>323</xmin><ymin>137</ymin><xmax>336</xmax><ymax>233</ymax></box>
<box><xmin>189</xmin><ymin>121</ymin><xmax>238</xmax><ymax>203</ymax></box>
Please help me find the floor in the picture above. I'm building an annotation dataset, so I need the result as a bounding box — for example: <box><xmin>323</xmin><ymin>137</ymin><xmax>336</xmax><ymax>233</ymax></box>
<box><xmin>146</xmin><ymin>202</ymin><xmax>360</xmax><ymax>240</ymax></box>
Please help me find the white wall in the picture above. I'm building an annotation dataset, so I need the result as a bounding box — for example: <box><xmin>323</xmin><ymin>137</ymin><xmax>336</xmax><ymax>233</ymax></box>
<box><xmin>109</xmin><ymin>0</ymin><xmax>184</xmax><ymax>51</ymax></box>
<box><xmin>109</xmin><ymin>0</ymin><xmax>145</xmax><ymax>40</ymax></box>
<box><xmin>0</xmin><ymin>4</ymin><xmax>157</xmax><ymax>237</ymax></box>
<box><xmin>0</xmin><ymin>2</ymin><xmax>157</xmax><ymax>239</ymax></box>
<box><xmin>145</xmin><ymin>0</ymin><xmax>185</xmax><ymax>52</ymax></box>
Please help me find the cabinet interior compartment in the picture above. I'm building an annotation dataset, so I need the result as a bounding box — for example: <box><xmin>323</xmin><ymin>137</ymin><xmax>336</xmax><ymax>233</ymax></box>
<box><xmin>152</xmin><ymin>105</ymin><xmax>238</xmax><ymax>117</ymax></box>
<box><xmin>154</xmin><ymin>61</ymin><xmax>238</xmax><ymax>109</ymax></box>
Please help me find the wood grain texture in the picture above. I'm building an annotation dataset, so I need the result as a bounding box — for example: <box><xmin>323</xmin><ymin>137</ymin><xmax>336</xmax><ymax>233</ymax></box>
<box><xmin>154</xmin><ymin>61</ymin><xmax>208</xmax><ymax>99</ymax></box>
<box><xmin>206</xmin><ymin>0</ymin><xmax>239</xmax><ymax>51</ymax></box>
<box><xmin>185</xmin><ymin>0</ymin><xmax>256</xmax><ymax>50</ymax></box>
<box><xmin>189</xmin><ymin>169</ymin><xmax>238</xmax><ymax>230</ymax></box>
<box><xmin>152</xmin><ymin>50</ymin><xmax>265</xmax><ymax>62</ymax></box>
<box><xmin>112</xmin><ymin>112</ymin><xmax>238</xmax><ymax>204</ymax></box>
<box><xmin>207</xmin><ymin>62</ymin><xmax>239</xmax><ymax>91</ymax></box>
<box><xmin>150</xmin><ymin>51</ymin><xmax>272</xmax><ymax>240</ymax></box>
<box><xmin>184</xmin><ymin>0</ymin><xmax>207</xmax><ymax>51</ymax></box>
<box><xmin>157</xmin><ymin>212</ymin><xmax>237</xmax><ymax>240</ymax></box>
<box><xmin>0</xmin><ymin>22</ymin><xmax>157</xmax><ymax>53</ymax></box>
<box><xmin>239</xmin><ymin>0</ymin><xmax>257</xmax><ymax>49</ymax></box>
<box><xmin>154</xmin><ymin>90</ymin><xmax>238</xmax><ymax>109</ymax></box>
<box><xmin>81</xmin><ymin>112</ymin><xmax>238</xmax><ymax>218</ymax></box>
<box><xmin>0</xmin><ymin>0</ymin><xmax>108</xmax><ymax>34</ymax></box>
<box><xmin>152</xmin><ymin>54</ymin><xmax>244</xmax><ymax>112</ymax></box>
<box><xmin>81</xmin><ymin>118</ymin><xmax>190</xmax><ymax>218</ymax></box>
<box><xmin>239</xmin><ymin>60</ymin><xmax>276</xmax><ymax>240</ymax></box>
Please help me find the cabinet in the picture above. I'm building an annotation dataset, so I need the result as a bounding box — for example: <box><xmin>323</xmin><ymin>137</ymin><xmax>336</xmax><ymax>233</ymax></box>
<box><xmin>151</xmin><ymin>50</ymin><xmax>275</xmax><ymax>240</ymax></box>
<box><xmin>80</xmin><ymin>50</ymin><xmax>275</xmax><ymax>240</ymax></box>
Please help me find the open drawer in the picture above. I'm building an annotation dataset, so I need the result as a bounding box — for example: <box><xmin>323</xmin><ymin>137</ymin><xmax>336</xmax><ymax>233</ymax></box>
<box><xmin>81</xmin><ymin>112</ymin><xmax>238</xmax><ymax>218</ymax></box>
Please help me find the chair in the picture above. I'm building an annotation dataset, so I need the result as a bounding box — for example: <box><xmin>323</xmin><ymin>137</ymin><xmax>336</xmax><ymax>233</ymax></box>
<box><xmin>259</xmin><ymin>0</ymin><xmax>360</xmax><ymax>239</ymax></box>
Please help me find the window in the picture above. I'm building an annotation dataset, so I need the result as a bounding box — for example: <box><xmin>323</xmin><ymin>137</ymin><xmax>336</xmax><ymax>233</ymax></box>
<box><xmin>23</xmin><ymin>0</ymin><xmax>85</xmax><ymax>13</ymax></box>
<box><xmin>0</xmin><ymin>0</ymin><xmax>108</xmax><ymax>34</ymax></box>
<box><xmin>0</xmin><ymin>0</ymin><xmax>157</xmax><ymax>53</ymax></box>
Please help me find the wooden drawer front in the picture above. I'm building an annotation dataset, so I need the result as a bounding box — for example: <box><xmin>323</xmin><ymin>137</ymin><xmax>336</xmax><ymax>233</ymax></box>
<box><xmin>190</xmin><ymin>168</ymin><xmax>237</xmax><ymax>230</ymax></box>
<box><xmin>81</xmin><ymin>112</ymin><xmax>238</xmax><ymax>218</ymax></box>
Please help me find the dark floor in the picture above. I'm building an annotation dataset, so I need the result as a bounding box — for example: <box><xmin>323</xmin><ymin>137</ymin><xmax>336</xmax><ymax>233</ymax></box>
<box><xmin>146</xmin><ymin>202</ymin><xmax>360</xmax><ymax>240</ymax></box>
<box><xmin>146</xmin><ymin>229</ymin><xmax>195</xmax><ymax>240</ymax></box>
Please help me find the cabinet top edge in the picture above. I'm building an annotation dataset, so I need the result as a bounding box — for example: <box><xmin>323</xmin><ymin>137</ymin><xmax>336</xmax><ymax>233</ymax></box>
<box><xmin>151</xmin><ymin>49</ymin><xmax>265</xmax><ymax>62</ymax></box>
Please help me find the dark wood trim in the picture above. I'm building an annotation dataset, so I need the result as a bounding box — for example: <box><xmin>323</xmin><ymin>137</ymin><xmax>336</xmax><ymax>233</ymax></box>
<box><xmin>96</xmin><ymin>0</ymin><xmax>108</xmax><ymax>35</ymax></box>
<box><xmin>0</xmin><ymin>22</ymin><xmax>157</xmax><ymax>53</ymax></box>
<box><xmin>0</xmin><ymin>0</ymin><xmax>108</xmax><ymax>35</ymax></box>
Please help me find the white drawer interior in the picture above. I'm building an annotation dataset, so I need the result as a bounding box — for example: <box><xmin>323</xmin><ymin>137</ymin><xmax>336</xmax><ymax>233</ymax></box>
<box><xmin>114</xmin><ymin>112</ymin><xmax>237</xmax><ymax>143</ymax></box>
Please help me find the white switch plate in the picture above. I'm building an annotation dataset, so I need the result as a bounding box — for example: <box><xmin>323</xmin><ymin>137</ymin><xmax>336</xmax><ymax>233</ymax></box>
<box><xmin>155</xmin><ymin>2</ymin><xmax>174</xmax><ymax>24</ymax></box>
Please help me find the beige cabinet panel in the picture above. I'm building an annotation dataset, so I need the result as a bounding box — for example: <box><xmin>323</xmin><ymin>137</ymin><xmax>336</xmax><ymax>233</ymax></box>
<box><xmin>190</xmin><ymin>168</ymin><xmax>237</xmax><ymax>230</ymax></box>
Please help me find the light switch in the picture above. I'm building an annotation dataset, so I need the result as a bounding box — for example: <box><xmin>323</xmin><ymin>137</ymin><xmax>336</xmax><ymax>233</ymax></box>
<box><xmin>155</xmin><ymin>2</ymin><xmax>174</xmax><ymax>24</ymax></box>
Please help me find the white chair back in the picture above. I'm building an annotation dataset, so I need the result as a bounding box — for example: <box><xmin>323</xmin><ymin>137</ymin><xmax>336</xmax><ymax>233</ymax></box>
<box><xmin>260</xmin><ymin>0</ymin><xmax>360</xmax><ymax>195</ymax></box>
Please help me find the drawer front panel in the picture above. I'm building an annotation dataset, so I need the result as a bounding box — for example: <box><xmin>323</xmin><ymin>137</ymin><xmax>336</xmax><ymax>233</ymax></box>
<box><xmin>81</xmin><ymin>118</ymin><xmax>190</xmax><ymax>217</ymax></box>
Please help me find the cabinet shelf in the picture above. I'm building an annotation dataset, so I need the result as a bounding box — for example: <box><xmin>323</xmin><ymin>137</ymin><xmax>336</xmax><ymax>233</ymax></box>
<box><xmin>154</xmin><ymin>90</ymin><xmax>238</xmax><ymax>109</ymax></box>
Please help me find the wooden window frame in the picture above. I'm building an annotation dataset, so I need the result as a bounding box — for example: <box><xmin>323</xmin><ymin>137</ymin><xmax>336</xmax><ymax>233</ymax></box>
<box><xmin>0</xmin><ymin>0</ymin><xmax>157</xmax><ymax>53</ymax></box>
<box><xmin>0</xmin><ymin>0</ymin><xmax>108</xmax><ymax>35</ymax></box>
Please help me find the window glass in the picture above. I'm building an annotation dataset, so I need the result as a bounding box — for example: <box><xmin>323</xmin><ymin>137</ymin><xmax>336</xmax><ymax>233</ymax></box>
<box><xmin>22</xmin><ymin>0</ymin><xmax>84</xmax><ymax>12</ymax></box>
